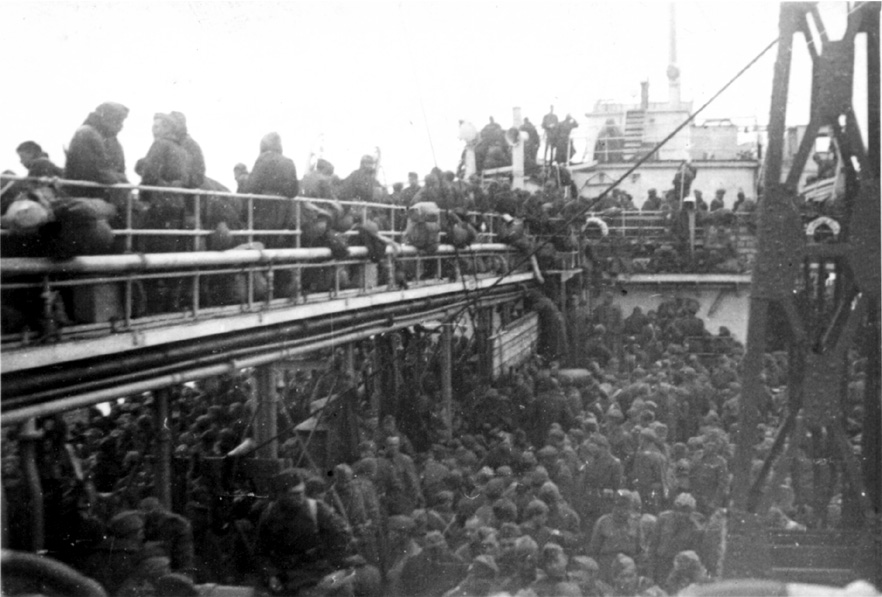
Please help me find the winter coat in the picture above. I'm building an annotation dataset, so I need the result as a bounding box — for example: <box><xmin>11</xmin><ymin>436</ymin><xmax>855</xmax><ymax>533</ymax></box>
<box><xmin>65</xmin><ymin>107</ymin><xmax>128</xmax><ymax>198</ymax></box>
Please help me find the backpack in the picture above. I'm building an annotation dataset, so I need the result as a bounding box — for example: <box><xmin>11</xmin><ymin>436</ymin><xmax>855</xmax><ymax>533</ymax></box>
<box><xmin>446</xmin><ymin>211</ymin><xmax>477</xmax><ymax>249</ymax></box>
<box><xmin>404</xmin><ymin>201</ymin><xmax>441</xmax><ymax>253</ymax></box>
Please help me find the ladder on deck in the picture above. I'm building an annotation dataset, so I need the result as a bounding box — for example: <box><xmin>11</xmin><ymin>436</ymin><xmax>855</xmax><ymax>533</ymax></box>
<box><xmin>623</xmin><ymin>109</ymin><xmax>646</xmax><ymax>160</ymax></box>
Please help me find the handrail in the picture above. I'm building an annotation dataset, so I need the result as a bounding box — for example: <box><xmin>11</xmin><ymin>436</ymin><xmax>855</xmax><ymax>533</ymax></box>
<box><xmin>0</xmin><ymin>174</ymin><xmax>509</xmax><ymax>245</ymax></box>
<box><xmin>0</xmin><ymin>243</ymin><xmax>509</xmax><ymax>275</ymax></box>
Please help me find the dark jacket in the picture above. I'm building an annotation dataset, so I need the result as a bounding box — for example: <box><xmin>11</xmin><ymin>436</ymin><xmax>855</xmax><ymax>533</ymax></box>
<box><xmin>338</xmin><ymin>167</ymin><xmax>380</xmax><ymax>202</ymax></box>
<box><xmin>255</xmin><ymin>496</ymin><xmax>353</xmax><ymax>589</ymax></box>
<box><xmin>244</xmin><ymin>133</ymin><xmax>300</xmax><ymax>238</ymax></box>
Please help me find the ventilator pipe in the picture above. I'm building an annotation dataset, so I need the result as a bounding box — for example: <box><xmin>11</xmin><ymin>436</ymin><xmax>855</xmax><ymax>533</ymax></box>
<box><xmin>2</xmin><ymin>288</ymin><xmax>524</xmax><ymax>425</ymax></box>
<box><xmin>18</xmin><ymin>419</ymin><xmax>44</xmax><ymax>552</ymax></box>
<box><xmin>2</xmin><ymin>283</ymin><xmax>524</xmax><ymax>401</ymax></box>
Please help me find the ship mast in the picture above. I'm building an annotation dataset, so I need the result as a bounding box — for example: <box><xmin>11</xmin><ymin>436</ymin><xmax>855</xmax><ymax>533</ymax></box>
<box><xmin>667</xmin><ymin>3</ymin><xmax>681</xmax><ymax>108</ymax></box>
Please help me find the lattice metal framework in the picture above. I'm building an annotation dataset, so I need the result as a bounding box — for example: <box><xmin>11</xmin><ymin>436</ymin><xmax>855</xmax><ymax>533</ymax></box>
<box><xmin>731</xmin><ymin>2</ymin><xmax>880</xmax><ymax>528</ymax></box>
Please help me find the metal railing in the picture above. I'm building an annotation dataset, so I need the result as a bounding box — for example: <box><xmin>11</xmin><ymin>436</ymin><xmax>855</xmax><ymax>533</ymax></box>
<box><xmin>0</xmin><ymin>176</ymin><xmax>539</xmax><ymax>346</ymax></box>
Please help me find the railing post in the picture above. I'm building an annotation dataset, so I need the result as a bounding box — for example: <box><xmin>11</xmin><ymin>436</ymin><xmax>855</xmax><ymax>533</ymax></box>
<box><xmin>294</xmin><ymin>201</ymin><xmax>302</xmax><ymax>303</ymax></box>
<box><xmin>193</xmin><ymin>194</ymin><xmax>201</xmax><ymax>252</ymax></box>
<box><xmin>441</xmin><ymin>323</ymin><xmax>453</xmax><ymax>440</ymax></box>
<box><xmin>19</xmin><ymin>419</ymin><xmax>44</xmax><ymax>552</ymax></box>
<box><xmin>254</xmin><ymin>365</ymin><xmax>278</xmax><ymax>460</ymax></box>
<box><xmin>154</xmin><ymin>388</ymin><xmax>172</xmax><ymax>510</ymax></box>
<box><xmin>688</xmin><ymin>210</ymin><xmax>696</xmax><ymax>257</ymax></box>
<box><xmin>125</xmin><ymin>192</ymin><xmax>134</xmax><ymax>253</ymax></box>
<box><xmin>247</xmin><ymin>197</ymin><xmax>254</xmax><ymax>245</ymax></box>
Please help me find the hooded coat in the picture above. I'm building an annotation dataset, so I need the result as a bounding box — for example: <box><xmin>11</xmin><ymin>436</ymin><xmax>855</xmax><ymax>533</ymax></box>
<box><xmin>65</xmin><ymin>102</ymin><xmax>129</xmax><ymax>198</ymax></box>
<box><xmin>244</xmin><ymin>133</ymin><xmax>300</xmax><ymax>244</ymax></box>
<box><xmin>139</xmin><ymin>113</ymin><xmax>194</xmax><ymax>190</ymax></box>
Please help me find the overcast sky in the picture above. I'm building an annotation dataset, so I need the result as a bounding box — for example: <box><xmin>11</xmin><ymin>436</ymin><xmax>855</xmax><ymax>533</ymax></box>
<box><xmin>0</xmin><ymin>1</ymin><xmax>865</xmax><ymax>190</ymax></box>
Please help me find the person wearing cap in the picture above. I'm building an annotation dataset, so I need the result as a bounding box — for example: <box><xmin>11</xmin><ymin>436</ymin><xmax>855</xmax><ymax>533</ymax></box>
<box><xmin>709</xmin><ymin>188</ymin><xmax>725</xmax><ymax>212</ymax></box>
<box><xmin>400</xmin><ymin>530</ymin><xmax>467</xmax><ymax>597</ymax></box>
<box><xmin>377</xmin><ymin>435</ymin><xmax>424</xmax><ymax>515</ymax></box>
<box><xmin>611</xmin><ymin>553</ymin><xmax>662</xmax><ymax>597</ymax></box>
<box><xmin>576</xmin><ymin>434</ymin><xmax>623</xmax><ymax>534</ymax></box>
<box><xmin>528</xmin><ymin>542</ymin><xmax>581</xmax><ymax>597</ymax></box>
<box><xmin>15</xmin><ymin>140</ymin><xmax>64</xmax><ymax>180</ymax></box>
<box><xmin>65</xmin><ymin>102</ymin><xmax>129</xmax><ymax>201</ymax></box>
<box><xmin>649</xmin><ymin>492</ymin><xmax>703</xmax><ymax>582</ymax></box>
<box><xmin>333</xmin><ymin>463</ymin><xmax>380</xmax><ymax>568</ymax></box>
<box><xmin>139</xmin><ymin>496</ymin><xmax>195</xmax><ymax>577</ymax></box>
<box><xmin>520</xmin><ymin>499</ymin><xmax>553</xmax><ymax>549</ymax></box>
<box><xmin>338</xmin><ymin>154</ymin><xmax>382</xmax><ymax>203</ymax></box>
<box><xmin>376</xmin><ymin>414</ymin><xmax>415</xmax><ymax>457</ymax></box>
<box><xmin>664</xmin><ymin>549</ymin><xmax>709</xmax><ymax>595</ymax></box>
<box><xmin>538</xmin><ymin>481</ymin><xmax>581</xmax><ymax>548</ymax></box>
<box><xmin>569</xmin><ymin>555</ymin><xmax>612</xmax><ymax>597</ymax></box>
<box><xmin>689</xmin><ymin>429</ymin><xmax>730</xmax><ymax>516</ymax></box>
<box><xmin>442</xmin><ymin>554</ymin><xmax>500</xmax><ymax>597</ymax></box>
<box><xmin>589</xmin><ymin>489</ymin><xmax>642</xmax><ymax>584</ymax></box>
<box><xmin>255</xmin><ymin>468</ymin><xmax>354</xmax><ymax>595</ymax></box>
<box><xmin>300</xmin><ymin>157</ymin><xmax>338</xmax><ymax>200</ymax></box>
<box><xmin>80</xmin><ymin>510</ymin><xmax>149</xmax><ymax>595</ymax></box>
<box><xmin>642</xmin><ymin>188</ymin><xmax>662</xmax><ymax>211</ymax></box>
<box><xmin>399</xmin><ymin>171</ymin><xmax>421</xmax><ymax>207</ymax></box>
<box><xmin>629</xmin><ymin>427</ymin><xmax>669</xmax><ymax>514</ymax></box>
<box><xmin>453</xmin><ymin>525</ymin><xmax>498</xmax><ymax>563</ymax></box>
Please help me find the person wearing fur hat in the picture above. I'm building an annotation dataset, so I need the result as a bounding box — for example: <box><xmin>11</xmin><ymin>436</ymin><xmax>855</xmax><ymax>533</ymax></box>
<box><xmin>589</xmin><ymin>489</ymin><xmax>643</xmax><ymax>583</ymax></box>
<box><xmin>136</xmin><ymin>112</ymin><xmax>193</xmax><ymax>240</ymax></box>
<box><xmin>649</xmin><ymin>492</ymin><xmax>704</xmax><ymax>582</ymax></box>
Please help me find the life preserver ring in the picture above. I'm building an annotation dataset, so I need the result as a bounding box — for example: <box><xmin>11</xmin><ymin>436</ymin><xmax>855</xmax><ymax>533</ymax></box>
<box><xmin>582</xmin><ymin>216</ymin><xmax>610</xmax><ymax>238</ymax></box>
<box><xmin>1</xmin><ymin>549</ymin><xmax>107</xmax><ymax>597</ymax></box>
<box><xmin>806</xmin><ymin>216</ymin><xmax>841</xmax><ymax>238</ymax></box>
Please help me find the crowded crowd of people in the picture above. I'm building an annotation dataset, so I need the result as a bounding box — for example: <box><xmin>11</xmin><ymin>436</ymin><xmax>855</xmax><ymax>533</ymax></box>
<box><xmin>2</xmin><ymin>280</ymin><xmax>869</xmax><ymax>596</ymax></box>
<box><xmin>1</xmin><ymin>104</ymin><xmax>761</xmax><ymax>343</ymax></box>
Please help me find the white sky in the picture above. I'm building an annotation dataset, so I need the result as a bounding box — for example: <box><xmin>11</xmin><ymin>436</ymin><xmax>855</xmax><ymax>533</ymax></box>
<box><xmin>0</xmin><ymin>1</ymin><xmax>866</xmax><ymax>190</ymax></box>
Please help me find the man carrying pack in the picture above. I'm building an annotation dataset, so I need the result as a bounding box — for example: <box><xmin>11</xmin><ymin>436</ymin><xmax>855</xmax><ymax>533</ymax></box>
<box><xmin>255</xmin><ymin>468</ymin><xmax>354</xmax><ymax>595</ymax></box>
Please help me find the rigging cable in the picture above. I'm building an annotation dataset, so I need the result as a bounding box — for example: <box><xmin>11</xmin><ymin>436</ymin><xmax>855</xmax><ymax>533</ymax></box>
<box><xmin>397</xmin><ymin>2</ymin><xmax>439</xmax><ymax>169</ymax></box>
<box><xmin>439</xmin><ymin>0</ymin><xmax>873</xmax><ymax>326</ymax></box>
<box><xmin>439</xmin><ymin>26</ymin><xmax>786</xmax><ymax>327</ymax></box>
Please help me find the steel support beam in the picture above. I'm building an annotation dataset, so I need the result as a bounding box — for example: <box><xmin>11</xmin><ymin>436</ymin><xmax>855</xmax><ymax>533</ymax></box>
<box><xmin>254</xmin><ymin>365</ymin><xmax>278</xmax><ymax>460</ymax></box>
<box><xmin>440</xmin><ymin>324</ymin><xmax>453</xmax><ymax>440</ymax></box>
<box><xmin>154</xmin><ymin>389</ymin><xmax>172</xmax><ymax>510</ymax></box>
